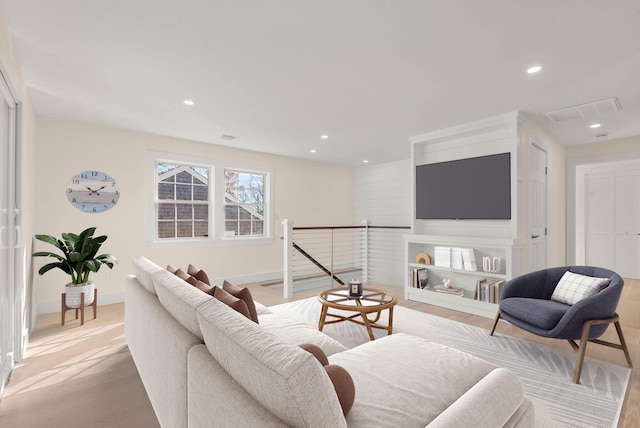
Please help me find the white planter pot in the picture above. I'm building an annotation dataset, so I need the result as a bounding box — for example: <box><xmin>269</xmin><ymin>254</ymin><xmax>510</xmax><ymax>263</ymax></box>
<box><xmin>65</xmin><ymin>282</ymin><xmax>95</xmax><ymax>308</ymax></box>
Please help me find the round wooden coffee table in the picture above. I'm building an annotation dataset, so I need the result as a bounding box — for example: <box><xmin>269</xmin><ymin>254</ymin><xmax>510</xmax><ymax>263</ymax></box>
<box><xmin>317</xmin><ymin>286</ymin><xmax>397</xmax><ymax>341</ymax></box>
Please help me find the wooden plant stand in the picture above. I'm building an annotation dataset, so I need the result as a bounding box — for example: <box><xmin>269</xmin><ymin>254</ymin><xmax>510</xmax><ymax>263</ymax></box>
<box><xmin>61</xmin><ymin>288</ymin><xmax>98</xmax><ymax>326</ymax></box>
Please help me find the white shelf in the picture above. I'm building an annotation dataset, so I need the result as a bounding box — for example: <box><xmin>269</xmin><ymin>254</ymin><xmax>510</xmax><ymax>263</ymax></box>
<box><xmin>408</xmin><ymin>262</ymin><xmax>507</xmax><ymax>280</ymax></box>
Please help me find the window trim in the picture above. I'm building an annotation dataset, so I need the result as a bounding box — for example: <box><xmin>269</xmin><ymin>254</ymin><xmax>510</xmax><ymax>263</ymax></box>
<box><xmin>146</xmin><ymin>151</ymin><xmax>274</xmax><ymax>247</ymax></box>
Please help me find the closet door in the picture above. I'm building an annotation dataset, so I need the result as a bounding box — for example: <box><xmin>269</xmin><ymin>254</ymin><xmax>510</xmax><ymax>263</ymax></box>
<box><xmin>614</xmin><ymin>173</ymin><xmax>640</xmax><ymax>277</ymax></box>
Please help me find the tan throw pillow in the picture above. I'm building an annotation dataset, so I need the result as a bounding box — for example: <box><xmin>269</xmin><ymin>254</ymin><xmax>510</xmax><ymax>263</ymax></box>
<box><xmin>299</xmin><ymin>343</ymin><xmax>329</xmax><ymax>366</ymax></box>
<box><xmin>187</xmin><ymin>264</ymin><xmax>210</xmax><ymax>285</ymax></box>
<box><xmin>325</xmin><ymin>365</ymin><xmax>355</xmax><ymax>415</ymax></box>
<box><xmin>213</xmin><ymin>286</ymin><xmax>251</xmax><ymax>320</ymax></box>
<box><xmin>299</xmin><ymin>344</ymin><xmax>355</xmax><ymax>416</ymax></box>
<box><xmin>551</xmin><ymin>271</ymin><xmax>610</xmax><ymax>305</ymax></box>
<box><xmin>195</xmin><ymin>280</ymin><xmax>215</xmax><ymax>296</ymax></box>
<box><xmin>174</xmin><ymin>268</ymin><xmax>197</xmax><ymax>286</ymax></box>
<box><xmin>223</xmin><ymin>280</ymin><xmax>259</xmax><ymax>324</ymax></box>
<box><xmin>166</xmin><ymin>265</ymin><xmax>178</xmax><ymax>274</ymax></box>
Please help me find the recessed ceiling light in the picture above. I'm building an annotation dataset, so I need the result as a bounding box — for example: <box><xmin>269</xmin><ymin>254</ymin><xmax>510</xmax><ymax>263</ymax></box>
<box><xmin>321</xmin><ymin>135</ymin><xmax>329</xmax><ymax>139</ymax></box>
<box><xmin>362</xmin><ymin>160</ymin><xmax>369</xmax><ymax>164</ymax></box>
<box><xmin>590</xmin><ymin>123</ymin><xmax>602</xmax><ymax>129</ymax></box>
<box><xmin>310</xmin><ymin>149</ymin><xmax>316</xmax><ymax>153</ymax></box>
<box><xmin>184</xmin><ymin>99</ymin><xmax>194</xmax><ymax>106</ymax></box>
<box><xmin>527</xmin><ymin>65</ymin><xmax>542</xmax><ymax>74</ymax></box>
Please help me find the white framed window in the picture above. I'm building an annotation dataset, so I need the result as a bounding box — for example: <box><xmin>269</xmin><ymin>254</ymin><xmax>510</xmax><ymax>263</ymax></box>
<box><xmin>224</xmin><ymin>169</ymin><xmax>265</xmax><ymax>237</ymax></box>
<box><xmin>147</xmin><ymin>152</ymin><xmax>273</xmax><ymax>246</ymax></box>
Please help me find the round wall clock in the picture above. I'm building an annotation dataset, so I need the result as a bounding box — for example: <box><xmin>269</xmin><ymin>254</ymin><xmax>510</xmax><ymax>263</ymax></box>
<box><xmin>67</xmin><ymin>170</ymin><xmax>120</xmax><ymax>213</ymax></box>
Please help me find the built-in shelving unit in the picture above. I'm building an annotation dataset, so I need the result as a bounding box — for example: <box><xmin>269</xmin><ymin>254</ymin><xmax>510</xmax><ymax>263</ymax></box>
<box><xmin>404</xmin><ymin>234</ymin><xmax>522</xmax><ymax>318</ymax></box>
<box><xmin>406</xmin><ymin>112</ymin><xmax>527</xmax><ymax>318</ymax></box>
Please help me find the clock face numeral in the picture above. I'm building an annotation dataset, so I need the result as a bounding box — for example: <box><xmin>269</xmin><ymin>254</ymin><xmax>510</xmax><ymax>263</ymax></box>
<box><xmin>67</xmin><ymin>170</ymin><xmax>120</xmax><ymax>213</ymax></box>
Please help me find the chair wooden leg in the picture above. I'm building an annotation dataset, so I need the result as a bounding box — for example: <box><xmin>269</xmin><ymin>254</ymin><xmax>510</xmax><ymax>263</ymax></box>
<box><xmin>489</xmin><ymin>311</ymin><xmax>501</xmax><ymax>336</ymax></box>
<box><xmin>573</xmin><ymin>321</ymin><xmax>592</xmax><ymax>384</ymax></box>
<box><xmin>572</xmin><ymin>313</ymin><xmax>632</xmax><ymax>384</ymax></box>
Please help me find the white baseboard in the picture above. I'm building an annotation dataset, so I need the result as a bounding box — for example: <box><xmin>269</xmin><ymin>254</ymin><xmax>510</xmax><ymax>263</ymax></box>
<box><xmin>35</xmin><ymin>292</ymin><xmax>125</xmax><ymax>315</ymax></box>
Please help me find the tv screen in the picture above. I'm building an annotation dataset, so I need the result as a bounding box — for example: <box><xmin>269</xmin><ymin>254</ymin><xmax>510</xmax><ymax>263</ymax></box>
<box><xmin>416</xmin><ymin>153</ymin><xmax>511</xmax><ymax>220</ymax></box>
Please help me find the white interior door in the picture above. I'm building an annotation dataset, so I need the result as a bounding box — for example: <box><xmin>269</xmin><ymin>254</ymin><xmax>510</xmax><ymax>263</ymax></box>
<box><xmin>529</xmin><ymin>144</ymin><xmax>547</xmax><ymax>271</ymax></box>
<box><xmin>613</xmin><ymin>173</ymin><xmax>640</xmax><ymax>277</ymax></box>
<box><xmin>584</xmin><ymin>168</ymin><xmax>640</xmax><ymax>278</ymax></box>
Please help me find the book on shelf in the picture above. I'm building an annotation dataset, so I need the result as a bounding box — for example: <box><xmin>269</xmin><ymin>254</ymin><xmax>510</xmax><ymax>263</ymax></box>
<box><xmin>451</xmin><ymin>248</ymin><xmax>464</xmax><ymax>270</ymax></box>
<box><xmin>474</xmin><ymin>278</ymin><xmax>506</xmax><ymax>303</ymax></box>
<box><xmin>434</xmin><ymin>246</ymin><xmax>451</xmax><ymax>268</ymax></box>
<box><xmin>412</xmin><ymin>267</ymin><xmax>429</xmax><ymax>289</ymax></box>
<box><xmin>461</xmin><ymin>248</ymin><xmax>477</xmax><ymax>271</ymax></box>
<box><xmin>433</xmin><ymin>285</ymin><xmax>464</xmax><ymax>297</ymax></box>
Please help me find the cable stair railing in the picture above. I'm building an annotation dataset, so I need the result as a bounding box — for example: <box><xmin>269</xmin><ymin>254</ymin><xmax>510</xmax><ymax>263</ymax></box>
<box><xmin>280</xmin><ymin>219</ymin><xmax>410</xmax><ymax>298</ymax></box>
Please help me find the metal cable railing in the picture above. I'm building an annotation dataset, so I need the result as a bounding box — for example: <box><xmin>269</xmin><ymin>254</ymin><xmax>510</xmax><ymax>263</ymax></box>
<box><xmin>280</xmin><ymin>219</ymin><xmax>410</xmax><ymax>298</ymax></box>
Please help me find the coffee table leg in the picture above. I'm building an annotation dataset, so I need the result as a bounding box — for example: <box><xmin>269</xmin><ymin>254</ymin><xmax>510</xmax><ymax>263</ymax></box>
<box><xmin>387</xmin><ymin>306</ymin><xmax>394</xmax><ymax>335</ymax></box>
<box><xmin>360</xmin><ymin>312</ymin><xmax>376</xmax><ymax>341</ymax></box>
<box><xmin>318</xmin><ymin>304</ymin><xmax>328</xmax><ymax>331</ymax></box>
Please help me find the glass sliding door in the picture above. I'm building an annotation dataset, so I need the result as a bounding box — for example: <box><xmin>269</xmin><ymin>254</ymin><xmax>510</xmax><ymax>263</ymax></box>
<box><xmin>0</xmin><ymin>71</ymin><xmax>17</xmax><ymax>397</ymax></box>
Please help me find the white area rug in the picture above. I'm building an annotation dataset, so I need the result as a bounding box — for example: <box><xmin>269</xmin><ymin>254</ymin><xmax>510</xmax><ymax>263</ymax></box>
<box><xmin>269</xmin><ymin>297</ymin><xmax>631</xmax><ymax>428</ymax></box>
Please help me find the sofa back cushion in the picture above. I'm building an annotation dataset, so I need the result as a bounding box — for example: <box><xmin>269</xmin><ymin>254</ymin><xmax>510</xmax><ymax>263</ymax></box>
<box><xmin>152</xmin><ymin>269</ymin><xmax>212</xmax><ymax>341</ymax></box>
<box><xmin>196</xmin><ymin>298</ymin><xmax>347</xmax><ymax>428</ymax></box>
<box><xmin>132</xmin><ymin>256</ymin><xmax>164</xmax><ymax>295</ymax></box>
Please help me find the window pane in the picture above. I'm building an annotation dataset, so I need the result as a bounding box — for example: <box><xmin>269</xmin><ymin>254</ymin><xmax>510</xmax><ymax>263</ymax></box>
<box><xmin>158</xmin><ymin>183</ymin><xmax>174</xmax><ymax>200</ymax></box>
<box><xmin>176</xmin><ymin>204</ymin><xmax>193</xmax><ymax>219</ymax></box>
<box><xmin>193</xmin><ymin>185</ymin><xmax>208</xmax><ymax>201</ymax></box>
<box><xmin>194</xmin><ymin>204</ymin><xmax>208</xmax><ymax>219</ymax></box>
<box><xmin>176</xmin><ymin>184</ymin><xmax>192</xmax><ymax>200</ymax></box>
<box><xmin>158</xmin><ymin>221</ymin><xmax>175</xmax><ymax>239</ymax></box>
<box><xmin>194</xmin><ymin>221</ymin><xmax>208</xmax><ymax>237</ymax></box>
<box><xmin>177</xmin><ymin>221</ymin><xmax>193</xmax><ymax>238</ymax></box>
<box><xmin>158</xmin><ymin>203</ymin><xmax>175</xmax><ymax>220</ymax></box>
<box><xmin>225</xmin><ymin>221</ymin><xmax>238</xmax><ymax>236</ymax></box>
<box><xmin>176</xmin><ymin>171</ymin><xmax>192</xmax><ymax>183</ymax></box>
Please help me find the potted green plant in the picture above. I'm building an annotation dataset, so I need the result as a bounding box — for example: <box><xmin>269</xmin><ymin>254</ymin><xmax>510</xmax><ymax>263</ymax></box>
<box><xmin>33</xmin><ymin>227</ymin><xmax>117</xmax><ymax>308</ymax></box>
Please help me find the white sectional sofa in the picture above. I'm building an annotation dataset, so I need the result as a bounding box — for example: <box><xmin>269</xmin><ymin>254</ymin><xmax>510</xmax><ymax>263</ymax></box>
<box><xmin>125</xmin><ymin>256</ymin><xmax>535</xmax><ymax>427</ymax></box>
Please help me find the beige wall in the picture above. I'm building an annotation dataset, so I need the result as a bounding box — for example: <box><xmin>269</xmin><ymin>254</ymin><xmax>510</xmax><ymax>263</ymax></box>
<box><xmin>33</xmin><ymin>117</ymin><xmax>355</xmax><ymax>311</ymax></box>
<box><xmin>566</xmin><ymin>136</ymin><xmax>640</xmax><ymax>159</ymax></box>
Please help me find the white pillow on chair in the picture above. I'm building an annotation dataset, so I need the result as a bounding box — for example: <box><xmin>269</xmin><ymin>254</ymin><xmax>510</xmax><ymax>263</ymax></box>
<box><xmin>550</xmin><ymin>271</ymin><xmax>610</xmax><ymax>305</ymax></box>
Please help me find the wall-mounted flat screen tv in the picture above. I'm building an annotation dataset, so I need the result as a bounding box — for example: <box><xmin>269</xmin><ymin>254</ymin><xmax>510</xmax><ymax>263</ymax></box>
<box><xmin>416</xmin><ymin>152</ymin><xmax>511</xmax><ymax>220</ymax></box>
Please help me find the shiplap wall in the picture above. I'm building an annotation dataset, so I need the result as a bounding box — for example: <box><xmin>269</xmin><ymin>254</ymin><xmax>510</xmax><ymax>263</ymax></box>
<box><xmin>355</xmin><ymin>159</ymin><xmax>412</xmax><ymax>286</ymax></box>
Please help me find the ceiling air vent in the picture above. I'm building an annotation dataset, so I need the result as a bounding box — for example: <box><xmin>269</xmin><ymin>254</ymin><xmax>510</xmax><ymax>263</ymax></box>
<box><xmin>543</xmin><ymin>97</ymin><xmax>620</xmax><ymax>123</ymax></box>
<box><xmin>220</xmin><ymin>134</ymin><xmax>238</xmax><ymax>141</ymax></box>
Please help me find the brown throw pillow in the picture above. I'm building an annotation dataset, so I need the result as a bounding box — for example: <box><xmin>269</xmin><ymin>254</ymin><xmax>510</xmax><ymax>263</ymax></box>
<box><xmin>222</xmin><ymin>280</ymin><xmax>259</xmax><ymax>324</ymax></box>
<box><xmin>325</xmin><ymin>364</ymin><xmax>355</xmax><ymax>415</ymax></box>
<box><xmin>187</xmin><ymin>264</ymin><xmax>210</xmax><ymax>285</ymax></box>
<box><xmin>299</xmin><ymin>343</ymin><xmax>329</xmax><ymax>366</ymax></box>
<box><xmin>174</xmin><ymin>268</ymin><xmax>197</xmax><ymax>286</ymax></box>
<box><xmin>213</xmin><ymin>286</ymin><xmax>251</xmax><ymax>320</ymax></box>
<box><xmin>195</xmin><ymin>280</ymin><xmax>215</xmax><ymax>296</ymax></box>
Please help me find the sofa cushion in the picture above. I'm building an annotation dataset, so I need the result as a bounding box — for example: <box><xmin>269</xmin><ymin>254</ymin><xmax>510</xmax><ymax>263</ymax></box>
<box><xmin>258</xmin><ymin>313</ymin><xmax>348</xmax><ymax>356</ymax></box>
<box><xmin>187</xmin><ymin>264</ymin><xmax>210</xmax><ymax>285</ymax></box>
<box><xmin>328</xmin><ymin>333</ymin><xmax>499</xmax><ymax>427</ymax></box>
<box><xmin>551</xmin><ymin>270</ymin><xmax>610</xmax><ymax>305</ymax></box>
<box><xmin>223</xmin><ymin>280</ymin><xmax>259</xmax><ymax>323</ymax></box>
<box><xmin>152</xmin><ymin>269</ymin><xmax>213</xmax><ymax>340</ymax></box>
<box><xmin>501</xmin><ymin>297</ymin><xmax>569</xmax><ymax>330</ymax></box>
<box><xmin>213</xmin><ymin>286</ymin><xmax>251</xmax><ymax>320</ymax></box>
<box><xmin>196</xmin><ymin>297</ymin><xmax>347</xmax><ymax>428</ymax></box>
<box><xmin>131</xmin><ymin>256</ymin><xmax>163</xmax><ymax>295</ymax></box>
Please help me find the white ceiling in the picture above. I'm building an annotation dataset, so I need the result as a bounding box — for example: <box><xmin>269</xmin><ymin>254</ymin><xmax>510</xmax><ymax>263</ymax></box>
<box><xmin>2</xmin><ymin>0</ymin><xmax>639</xmax><ymax>166</ymax></box>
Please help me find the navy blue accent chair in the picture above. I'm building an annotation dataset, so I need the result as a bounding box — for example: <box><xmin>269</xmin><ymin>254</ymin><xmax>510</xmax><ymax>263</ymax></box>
<box><xmin>490</xmin><ymin>266</ymin><xmax>633</xmax><ymax>383</ymax></box>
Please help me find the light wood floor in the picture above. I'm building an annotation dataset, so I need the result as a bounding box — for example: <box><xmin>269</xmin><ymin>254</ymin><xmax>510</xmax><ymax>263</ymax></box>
<box><xmin>0</xmin><ymin>278</ymin><xmax>637</xmax><ymax>427</ymax></box>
